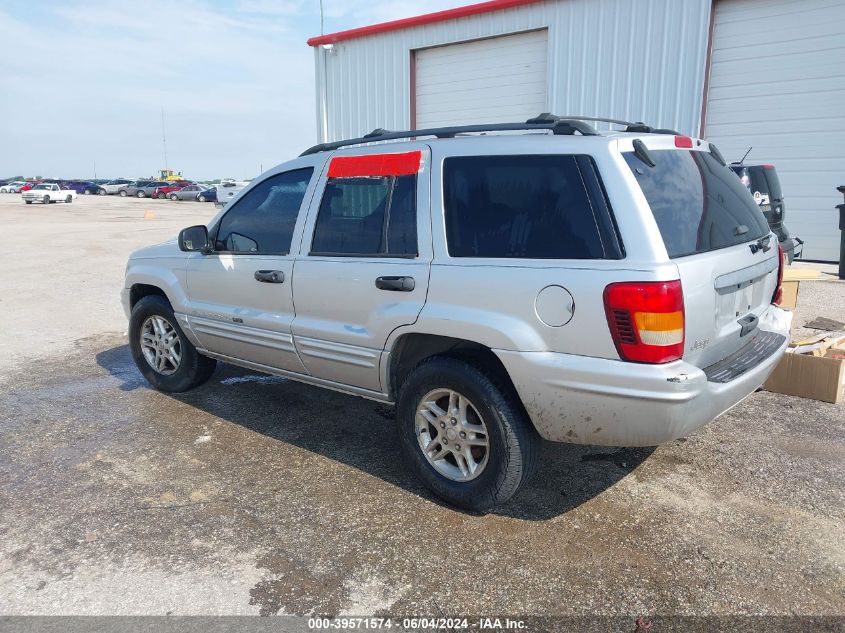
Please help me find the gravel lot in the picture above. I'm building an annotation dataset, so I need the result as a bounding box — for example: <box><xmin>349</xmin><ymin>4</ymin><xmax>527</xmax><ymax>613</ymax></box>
<box><xmin>0</xmin><ymin>194</ymin><xmax>842</xmax><ymax>621</ymax></box>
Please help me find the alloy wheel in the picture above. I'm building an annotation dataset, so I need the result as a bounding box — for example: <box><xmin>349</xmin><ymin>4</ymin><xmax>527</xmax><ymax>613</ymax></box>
<box><xmin>415</xmin><ymin>388</ymin><xmax>490</xmax><ymax>482</ymax></box>
<box><xmin>140</xmin><ymin>315</ymin><xmax>182</xmax><ymax>376</ymax></box>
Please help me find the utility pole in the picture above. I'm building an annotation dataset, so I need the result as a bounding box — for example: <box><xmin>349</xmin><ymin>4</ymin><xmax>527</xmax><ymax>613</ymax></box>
<box><xmin>93</xmin><ymin>159</ymin><xmax>97</xmax><ymax>180</ymax></box>
<box><xmin>161</xmin><ymin>106</ymin><xmax>168</xmax><ymax>169</ymax></box>
<box><xmin>320</xmin><ymin>0</ymin><xmax>324</xmax><ymax>34</ymax></box>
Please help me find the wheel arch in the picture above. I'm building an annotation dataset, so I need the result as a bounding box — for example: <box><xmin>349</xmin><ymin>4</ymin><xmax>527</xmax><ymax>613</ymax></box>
<box><xmin>384</xmin><ymin>333</ymin><xmax>520</xmax><ymax>405</ymax></box>
<box><xmin>125</xmin><ymin>263</ymin><xmax>190</xmax><ymax>316</ymax></box>
<box><xmin>129</xmin><ymin>283</ymin><xmax>171</xmax><ymax>310</ymax></box>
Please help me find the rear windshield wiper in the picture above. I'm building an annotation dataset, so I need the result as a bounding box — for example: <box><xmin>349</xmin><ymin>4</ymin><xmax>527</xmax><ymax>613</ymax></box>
<box><xmin>632</xmin><ymin>139</ymin><xmax>656</xmax><ymax>168</ymax></box>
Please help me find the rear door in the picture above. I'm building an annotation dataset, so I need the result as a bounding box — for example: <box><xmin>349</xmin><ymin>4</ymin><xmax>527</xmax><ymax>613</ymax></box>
<box><xmin>622</xmin><ymin>138</ymin><xmax>779</xmax><ymax>368</ymax></box>
<box><xmin>291</xmin><ymin>146</ymin><xmax>432</xmax><ymax>392</ymax></box>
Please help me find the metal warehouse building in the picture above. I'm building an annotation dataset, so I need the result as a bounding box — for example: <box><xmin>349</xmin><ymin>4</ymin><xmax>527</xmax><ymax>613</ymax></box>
<box><xmin>309</xmin><ymin>0</ymin><xmax>845</xmax><ymax>262</ymax></box>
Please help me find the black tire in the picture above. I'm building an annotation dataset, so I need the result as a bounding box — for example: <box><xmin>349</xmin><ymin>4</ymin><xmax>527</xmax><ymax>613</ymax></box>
<box><xmin>129</xmin><ymin>295</ymin><xmax>217</xmax><ymax>392</ymax></box>
<box><xmin>65</xmin><ymin>195</ymin><xmax>73</xmax><ymax>203</ymax></box>
<box><xmin>137</xmin><ymin>191</ymin><xmax>145</xmax><ymax>198</ymax></box>
<box><xmin>396</xmin><ymin>356</ymin><xmax>539</xmax><ymax>512</ymax></box>
<box><xmin>98</xmin><ymin>188</ymin><xmax>107</xmax><ymax>196</ymax></box>
<box><xmin>119</xmin><ymin>190</ymin><xmax>127</xmax><ymax>197</ymax></box>
<box><xmin>170</xmin><ymin>193</ymin><xmax>178</xmax><ymax>200</ymax></box>
<box><xmin>25</xmin><ymin>200</ymin><xmax>32</xmax><ymax>204</ymax></box>
<box><xmin>42</xmin><ymin>195</ymin><xmax>50</xmax><ymax>204</ymax></box>
<box><xmin>198</xmin><ymin>194</ymin><xmax>206</xmax><ymax>202</ymax></box>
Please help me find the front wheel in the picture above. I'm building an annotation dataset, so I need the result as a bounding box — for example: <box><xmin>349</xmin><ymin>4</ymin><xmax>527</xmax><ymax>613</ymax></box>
<box><xmin>119</xmin><ymin>190</ymin><xmax>127</xmax><ymax>197</ymax></box>
<box><xmin>396</xmin><ymin>356</ymin><xmax>539</xmax><ymax>512</ymax></box>
<box><xmin>170</xmin><ymin>193</ymin><xmax>178</xmax><ymax>200</ymax></box>
<box><xmin>25</xmin><ymin>200</ymin><xmax>32</xmax><ymax>204</ymax></box>
<box><xmin>137</xmin><ymin>191</ymin><xmax>145</xmax><ymax>198</ymax></box>
<box><xmin>198</xmin><ymin>195</ymin><xmax>206</xmax><ymax>202</ymax></box>
<box><xmin>129</xmin><ymin>295</ymin><xmax>217</xmax><ymax>392</ymax></box>
<box><xmin>98</xmin><ymin>188</ymin><xmax>107</xmax><ymax>196</ymax></box>
<box><xmin>42</xmin><ymin>195</ymin><xmax>50</xmax><ymax>204</ymax></box>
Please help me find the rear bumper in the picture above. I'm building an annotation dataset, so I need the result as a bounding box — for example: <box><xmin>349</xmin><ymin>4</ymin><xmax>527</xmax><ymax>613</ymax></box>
<box><xmin>496</xmin><ymin>306</ymin><xmax>792</xmax><ymax>447</ymax></box>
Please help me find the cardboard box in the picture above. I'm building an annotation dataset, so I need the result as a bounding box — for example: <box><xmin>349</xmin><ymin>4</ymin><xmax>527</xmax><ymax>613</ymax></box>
<box><xmin>779</xmin><ymin>280</ymin><xmax>800</xmax><ymax>310</ymax></box>
<box><xmin>763</xmin><ymin>346</ymin><xmax>845</xmax><ymax>403</ymax></box>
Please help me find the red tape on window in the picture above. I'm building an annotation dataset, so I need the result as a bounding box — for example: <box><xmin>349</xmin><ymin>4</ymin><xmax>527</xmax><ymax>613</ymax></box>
<box><xmin>328</xmin><ymin>151</ymin><xmax>421</xmax><ymax>178</ymax></box>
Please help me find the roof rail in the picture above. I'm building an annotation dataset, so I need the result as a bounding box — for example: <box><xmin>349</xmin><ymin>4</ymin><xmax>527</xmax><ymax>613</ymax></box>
<box><xmin>528</xmin><ymin>114</ymin><xmax>686</xmax><ymax>136</ymax></box>
<box><xmin>300</xmin><ymin>116</ymin><xmax>600</xmax><ymax>156</ymax></box>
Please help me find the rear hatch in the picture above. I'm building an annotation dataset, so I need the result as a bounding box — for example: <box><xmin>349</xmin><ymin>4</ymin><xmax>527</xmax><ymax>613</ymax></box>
<box><xmin>622</xmin><ymin>137</ymin><xmax>780</xmax><ymax>369</ymax></box>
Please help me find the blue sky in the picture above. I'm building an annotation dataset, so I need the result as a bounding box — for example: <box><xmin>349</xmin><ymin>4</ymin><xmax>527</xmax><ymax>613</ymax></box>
<box><xmin>0</xmin><ymin>0</ymin><xmax>457</xmax><ymax>180</ymax></box>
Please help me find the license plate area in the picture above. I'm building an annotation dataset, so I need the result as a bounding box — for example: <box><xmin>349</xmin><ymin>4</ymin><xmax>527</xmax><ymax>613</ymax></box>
<box><xmin>716</xmin><ymin>278</ymin><xmax>766</xmax><ymax>327</ymax></box>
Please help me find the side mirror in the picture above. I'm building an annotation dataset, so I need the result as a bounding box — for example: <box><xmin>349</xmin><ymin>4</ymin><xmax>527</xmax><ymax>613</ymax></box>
<box><xmin>178</xmin><ymin>225</ymin><xmax>211</xmax><ymax>253</ymax></box>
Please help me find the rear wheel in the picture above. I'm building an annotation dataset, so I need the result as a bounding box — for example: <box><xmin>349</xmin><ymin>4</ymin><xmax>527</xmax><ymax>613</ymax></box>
<box><xmin>137</xmin><ymin>191</ymin><xmax>145</xmax><ymax>198</ymax></box>
<box><xmin>65</xmin><ymin>195</ymin><xmax>73</xmax><ymax>203</ymax></box>
<box><xmin>129</xmin><ymin>295</ymin><xmax>216</xmax><ymax>392</ymax></box>
<box><xmin>396</xmin><ymin>356</ymin><xmax>539</xmax><ymax>512</ymax></box>
<box><xmin>25</xmin><ymin>200</ymin><xmax>32</xmax><ymax>204</ymax></box>
<box><xmin>119</xmin><ymin>190</ymin><xmax>127</xmax><ymax>197</ymax></box>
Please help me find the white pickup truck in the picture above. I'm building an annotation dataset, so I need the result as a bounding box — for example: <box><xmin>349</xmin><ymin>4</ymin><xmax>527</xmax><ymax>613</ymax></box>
<box><xmin>22</xmin><ymin>183</ymin><xmax>77</xmax><ymax>204</ymax></box>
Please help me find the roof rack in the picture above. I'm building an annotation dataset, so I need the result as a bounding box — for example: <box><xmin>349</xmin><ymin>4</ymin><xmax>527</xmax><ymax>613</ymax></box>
<box><xmin>300</xmin><ymin>113</ymin><xmax>673</xmax><ymax>156</ymax></box>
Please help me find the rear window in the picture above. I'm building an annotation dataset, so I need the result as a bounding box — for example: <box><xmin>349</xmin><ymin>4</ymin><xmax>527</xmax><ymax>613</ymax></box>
<box><xmin>624</xmin><ymin>150</ymin><xmax>769</xmax><ymax>258</ymax></box>
<box><xmin>443</xmin><ymin>155</ymin><xmax>622</xmax><ymax>259</ymax></box>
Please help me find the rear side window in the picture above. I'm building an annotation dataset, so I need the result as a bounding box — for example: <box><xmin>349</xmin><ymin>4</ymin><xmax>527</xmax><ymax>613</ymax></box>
<box><xmin>443</xmin><ymin>155</ymin><xmax>621</xmax><ymax>259</ymax></box>
<box><xmin>214</xmin><ymin>167</ymin><xmax>313</xmax><ymax>254</ymax></box>
<box><xmin>310</xmin><ymin>174</ymin><xmax>418</xmax><ymax>257</ymax></box>
<box><xmin>624</xmin><ymin>150</ymin><xmax>769</xmax><ymax>258</ymax></box>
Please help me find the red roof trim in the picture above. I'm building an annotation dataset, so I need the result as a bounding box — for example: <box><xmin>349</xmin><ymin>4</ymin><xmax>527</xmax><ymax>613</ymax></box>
<box><xmin>328</xmin><ymin>152</ymin><xmax>422</xmax><ymax>178</ymax></box>
<box><xmin>307</xmin><ymin>0</ymin><xmax>543</xmax><ymax>46</ymax></box>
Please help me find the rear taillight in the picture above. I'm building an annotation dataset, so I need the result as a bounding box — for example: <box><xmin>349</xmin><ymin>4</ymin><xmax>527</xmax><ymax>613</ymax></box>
<box><xmin>603</xmin><ymin>280</ymin><xmax>685</xmax><ymax>364</ymax></box>
<box><xmin>773</xmin><ymin>244</ymin><xmax>785</xmax><ymax>305</ymax></box>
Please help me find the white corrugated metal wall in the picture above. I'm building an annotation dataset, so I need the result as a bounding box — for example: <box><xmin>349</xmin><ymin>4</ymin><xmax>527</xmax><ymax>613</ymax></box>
<box><xmin>704</xmin><ymin>0</ymin><xmax>845</xmax><ymax>262</ymax></box>
<box><xmin>314</xmin><ymin>0</ymin><xmax>712</xmax><ymax>143</ymax></box>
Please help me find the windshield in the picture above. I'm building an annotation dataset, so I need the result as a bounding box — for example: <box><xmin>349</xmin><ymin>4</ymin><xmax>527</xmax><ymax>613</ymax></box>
<box><xmin>33</xmin><ymin>184</ymin><xmax>50</xmax><ymax>190</ymax></box>
<box><xmin>624</xmin><ymin>149</ymin><xmax>770</xmax><ymax>258</ymax></box>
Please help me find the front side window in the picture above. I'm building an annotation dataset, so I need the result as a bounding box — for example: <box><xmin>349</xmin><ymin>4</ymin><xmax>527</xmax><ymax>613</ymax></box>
<box><xmin>310</xmin><ymin>174</ymin><xmax>418</xmax><ymax>257</ymax></box>
<box><xmin>443</xmin><ymin>155</ymin><xmax>618</xmax><ymax>259</ymax></box>
<box><xmin>214</xmin><ymin>167</ymin><xmax>313</xmax><ymax>254</ymax></box>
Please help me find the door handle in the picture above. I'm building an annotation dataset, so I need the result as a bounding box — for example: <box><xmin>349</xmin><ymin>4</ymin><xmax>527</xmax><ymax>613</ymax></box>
<box><xmin>254</xmin><ymin>270</ymin><xmax>285</xmax><ymax>283</ymax></box>
<box><xmin>375</xmin><ymin>276</ymin><xmax>415</xmax><ymax>292</ymax></box>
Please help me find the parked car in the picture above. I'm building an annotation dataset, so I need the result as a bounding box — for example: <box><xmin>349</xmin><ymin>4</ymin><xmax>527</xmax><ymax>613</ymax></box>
<box><xmin>19</xmin><ymin>182</ymin><xmax>38</xmax><ymax>192</ymax></box>
<box><xmin>153</xmin><ymin>182</ymin><xmax>195</xmax><ymax>199</ymax></box>
<box><xmin>167</xmin><ymin>184</ymin><xmax>207</xmax><ymax>201</ymax></box>
<box><xmin>62</xmin><ymin>181</ymin><xmax>98</xmax><ymax>194</ymax></box>
<box><xmin>135</xmin><ymin>181</ymin><xmax>170</xmax><ymax>198</ymax></box>
<box><xmin>122</xmin><ymin>116</ymin><xmax>791</xmax><ymax>511</ymax></box>
<box><xmin>22</xmin><ymin>183</ymin><xmax>77</xmax><ymax>204</ymax></box>
<box><xmin>0</xmin><ymin>181</ymin><xmax>28</xmax><ymax>193</ymax></box>
<box><xmin>100</xmin><ymin>179</ymin><xmax>133</xmax><ymax>195</ymax></box>
<box><xmin>118</xmin><ymin>181</ymin><xmax>156</xmax><ymax>197</ymax></box>
<box><xmin>197</xmin><ymin>187</ymin><xmax>217</xmax><ymax>202</ymax></box>
<box><xmin>729</xmin><ymin>162</ymin><xmax>802</xmax><ymax>263</ymax></box>
<box><xmin>215</xmin><ymin>181</ymin><xmax>249</xmax><ymax>205</ymax></box>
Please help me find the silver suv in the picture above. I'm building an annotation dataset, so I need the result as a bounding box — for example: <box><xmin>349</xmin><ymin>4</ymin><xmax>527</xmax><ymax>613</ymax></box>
<box><xmin>122</xmin><ymin>115</ymin><xmax>791</xmax><ymax>511</ymax></box>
